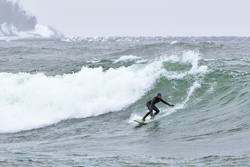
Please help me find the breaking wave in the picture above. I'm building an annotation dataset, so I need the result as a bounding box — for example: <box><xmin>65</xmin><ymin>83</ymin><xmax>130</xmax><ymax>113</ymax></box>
<box><xmin>0</xmin><ymin>51</ymin><xmax>207</xmax><ymax>133</ymax></box>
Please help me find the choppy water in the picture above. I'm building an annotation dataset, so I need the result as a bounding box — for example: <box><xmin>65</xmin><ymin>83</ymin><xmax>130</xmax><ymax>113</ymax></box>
<box><xmin>0</xmin><ymin>37</ymin><xmax>250</xmax><ymax>166</ymax></box>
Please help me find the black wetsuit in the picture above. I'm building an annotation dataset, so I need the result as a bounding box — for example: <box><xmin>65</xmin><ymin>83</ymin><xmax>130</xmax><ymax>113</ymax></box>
<box><xmin>142</xmin><ymin>96</ymin><xmax>172</xmax><ymax>121</ymax></box>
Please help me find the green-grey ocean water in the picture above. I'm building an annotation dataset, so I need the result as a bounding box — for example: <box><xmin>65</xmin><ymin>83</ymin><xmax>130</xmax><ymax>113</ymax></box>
<box><xmin>0</xmin><ymin>38</ymin><xmax>250</xmax><ymax>166</ymax></box>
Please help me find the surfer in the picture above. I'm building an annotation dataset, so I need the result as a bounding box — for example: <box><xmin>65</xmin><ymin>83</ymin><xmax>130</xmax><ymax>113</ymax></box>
<box><xmin>142</xmin><ymin>93</ymin><xmax>174</xmax><ymax>121</ymax></box>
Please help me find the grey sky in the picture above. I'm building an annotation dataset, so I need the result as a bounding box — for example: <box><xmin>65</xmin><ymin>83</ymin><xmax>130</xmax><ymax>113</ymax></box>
<box><xmin>18</xmin><ymin>0</ymin><xmax>250</xmax><ymax>37</ymax></box>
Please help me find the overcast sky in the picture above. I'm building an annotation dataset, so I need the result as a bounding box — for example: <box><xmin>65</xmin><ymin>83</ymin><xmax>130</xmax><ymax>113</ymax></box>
<box><xmin>18</xmin><ymin>0</ymin><xmax>250</xmax><ymax>37</ymax></box>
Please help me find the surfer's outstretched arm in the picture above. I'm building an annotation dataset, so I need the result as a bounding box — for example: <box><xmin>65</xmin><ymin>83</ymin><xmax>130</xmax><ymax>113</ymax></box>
<box><xmin>160</xmin><ymin>99</ymin><xmax>174</xmax><ymax>107</ymax></box>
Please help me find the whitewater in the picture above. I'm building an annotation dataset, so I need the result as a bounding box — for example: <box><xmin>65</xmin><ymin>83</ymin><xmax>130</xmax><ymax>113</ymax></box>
<box><xmin>0</xmin><ymin>38</ymin><xmax>250</xmax><ymax>166</ymax></box>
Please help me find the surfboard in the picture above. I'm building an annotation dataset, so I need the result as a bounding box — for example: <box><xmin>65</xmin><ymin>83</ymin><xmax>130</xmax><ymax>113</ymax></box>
<box><xmin>134</xmin><ymin>120</ymin><xmax>147</xmax><ymax>125</ymax></box>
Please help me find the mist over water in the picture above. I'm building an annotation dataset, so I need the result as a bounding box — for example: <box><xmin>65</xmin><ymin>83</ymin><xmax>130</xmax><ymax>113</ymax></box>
<box><xmin>0</xmin><ymin>0</ymin><xmax>37</xmax><ymax>32</ymax></box>
<box><xmin>0</xmin><ymin>0</ymin><xmax>63</xmax><ymax>38</ymax></box>
<box><xmin>1</xmin><ymin>38</ymin><xmax>250</xmax><ymax>166</ymax></box>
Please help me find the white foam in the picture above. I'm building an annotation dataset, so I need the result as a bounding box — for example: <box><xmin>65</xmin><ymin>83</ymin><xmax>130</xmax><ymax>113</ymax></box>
<box><xmin>160</xmin><ymin>51</ymin><xmax>208</xmax><ymax>80</ymax></box>
<box><xmin>0</xmin><ymin>61</ymin><xmax>166</xmax><ymax>133</ymax></box>
<box><xmin>30</xmin><ymin>24</ymin><xmax>54</xmax><ymax>38</ymax></box>
<box><xmin>128</xmin><ymin>113</ymin><xmax>143</xmax><ymax>124</ymax></box>
<box><xmin>0</xmin><ymin>23</ymin><xmax>63</xmax><ymax>38</ymax></box>
<box><xmin>113</xmin><ymin>55</ymin><xmax>143</xmax><ymax>63</ymax></box>
<box><xmin>171</xmin><ymin>40</ymin><xmax>179</xmax><ymax>45</ymax></box>
<box><xmin>87</xmin><ymin>58</ymin><xmax>101</xmax><ymax>64</ymax></box>
<box><xmin>136</xmin><ymin>59</ymin><xmax>148</xmax><ymax>64</ymax></box>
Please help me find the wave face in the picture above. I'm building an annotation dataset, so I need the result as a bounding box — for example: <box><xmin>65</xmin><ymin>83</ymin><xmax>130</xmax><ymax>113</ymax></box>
<box><xmin>1</xmin><ymin>39</ymin><xmax>250</xmax><ymax>166</ymax></box>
